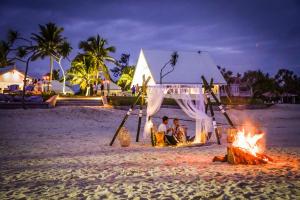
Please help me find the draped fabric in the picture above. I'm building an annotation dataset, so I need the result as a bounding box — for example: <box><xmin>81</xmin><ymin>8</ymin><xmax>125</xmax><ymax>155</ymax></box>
<box><xmin>143</xmin><ymin>84</ymin><xmax>213</xmax><ymax>144</ymax></box>
<box><xmin>143</xmin><ymin>87</ymin><xmax>167</xmax><ymax>139</ymax></box>
<box><xmin>172</xmin><ymin>93</ymin><xmax>212</xmax><ymax>143</ymax></box>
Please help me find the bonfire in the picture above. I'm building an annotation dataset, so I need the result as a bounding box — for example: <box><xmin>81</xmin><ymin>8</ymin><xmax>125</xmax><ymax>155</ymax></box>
<box><xmin>214</xmin><ymin>128</ymin><xmax>273</xmax><ymax>164</ymax></box>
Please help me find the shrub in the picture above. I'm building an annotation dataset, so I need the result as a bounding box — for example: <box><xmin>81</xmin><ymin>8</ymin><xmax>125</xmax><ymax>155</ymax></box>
<box><xmin>41</xmin><ymin>91</ymin><xmax>56</xmax><ymax>101</ymax></box>
<box><xmin>108</xmin><ymin>96</ymin><xmax>177</xmax><ymax>106</ymax></box>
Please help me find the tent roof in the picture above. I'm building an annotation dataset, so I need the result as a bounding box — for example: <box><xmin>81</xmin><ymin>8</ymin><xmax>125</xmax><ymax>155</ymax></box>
<box><xmin>109</xmin><ymin>81</ymin><xmax>121</xmax><ymax>90</ymax></box>
<box><xmin>51</xmin><ymin>80</ymin><xmax>74</xmax><ymax>94</ymax></box>
<box><xmin>140</xmin><ymin>49</ymin><xmax>226</xmax><ymax>85</ymax></box>
<box><xmin>0</xmin><ymin>66</ymin><xmax>33</xmax><ymax>78</ymax></box>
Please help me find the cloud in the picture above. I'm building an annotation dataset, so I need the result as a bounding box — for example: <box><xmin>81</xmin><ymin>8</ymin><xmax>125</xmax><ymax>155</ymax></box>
<box><xmin>0</xmin><ymin>0</ymin><xmax>299</xmax><ymax>76</ymax></box>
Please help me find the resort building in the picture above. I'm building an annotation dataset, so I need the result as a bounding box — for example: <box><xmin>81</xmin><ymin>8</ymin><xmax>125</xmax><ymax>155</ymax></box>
<box><xmin>220</xmin><ymin>76</ymin><xmax>253</xmax><ymax>97</ymax></box>
<box><xmin>0</xmin><ymin>66</ymin><xmax>32</xmax><ymax>93</ymax></box>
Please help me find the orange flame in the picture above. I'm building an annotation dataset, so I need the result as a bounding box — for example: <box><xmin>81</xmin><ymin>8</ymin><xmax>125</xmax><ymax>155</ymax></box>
<box><xmin>232</xmin><ymin>129</ymin><xmax>264</xmax><ymax>156</ymax></box>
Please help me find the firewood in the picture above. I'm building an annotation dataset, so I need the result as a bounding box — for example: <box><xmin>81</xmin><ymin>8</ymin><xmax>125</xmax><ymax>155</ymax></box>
<box><xmin>227</xmin><ymin>146</ymin><xmax>268</xmax><ymax>165</ymax></box>
<box><xmin>213</xmin><ymin>155</ymin><xmax>227</xmax><ymax>162</ymax></box>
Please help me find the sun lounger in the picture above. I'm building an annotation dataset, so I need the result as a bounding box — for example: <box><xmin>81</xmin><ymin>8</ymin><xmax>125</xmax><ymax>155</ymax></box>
<box><xmin>0</xmin><ymin>94</ymin><xmax>13</xmax><ymax>102</ymax></box>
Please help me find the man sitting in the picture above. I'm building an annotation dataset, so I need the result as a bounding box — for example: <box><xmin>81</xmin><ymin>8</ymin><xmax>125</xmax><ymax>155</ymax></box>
<box><xmin>158</xmin><ymin>116</ymin><xmax>178</xmax><ymax>145</ymax></box>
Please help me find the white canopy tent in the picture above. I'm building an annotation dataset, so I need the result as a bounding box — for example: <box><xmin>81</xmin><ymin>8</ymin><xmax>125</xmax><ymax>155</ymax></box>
<box><xmin>144</xmin><ymin>85</ymin><xmax>213</xmax><ymax>144</ymax></box>
<box><xmin>130</xmin><ymin>49</ymin><xmax>227</xmax><ymax>144</ymax></box>
<box><xmin>131</xmin><ymin>49</ymin><xmax>226</xmax><ymax>96</ymax></box>
<box><xmin>51</xmin><ymin>80</ymin><xmax>74</xmax><ymax>95</ymax></box>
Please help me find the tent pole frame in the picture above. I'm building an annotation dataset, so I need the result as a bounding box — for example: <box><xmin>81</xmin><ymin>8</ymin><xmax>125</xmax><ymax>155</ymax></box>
<box><xmin>203</xmin><ymin>78</ymin><xmax>221</xmax><ymax>145</ymax></box>
<box><xmin>202</xmin><ymin>76</ymin><xmax>235</xmax><ymax>128</ymax></box>
<box><xmin>109</xmin><ymin>76</ymin><xmax>151</xmax><ymax>146</ymax></box>
<box><xmin>136</xmin><ymin>75</ymin><xmax>147</xmax><ymax>142</ymax></box>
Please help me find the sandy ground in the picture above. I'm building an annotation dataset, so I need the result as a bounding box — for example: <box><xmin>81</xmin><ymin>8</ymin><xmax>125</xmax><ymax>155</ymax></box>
<box><xmin>0</xmin><ymin>105</ymin><xmax>299</xmax><ymax>199</ymax></box>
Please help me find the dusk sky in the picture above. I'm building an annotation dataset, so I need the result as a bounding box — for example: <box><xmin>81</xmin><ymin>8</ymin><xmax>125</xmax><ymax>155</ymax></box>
<box><xmin>1</xmin><ymin>0</ymin><xmax>300</xmax><ymax>77</ymax></box>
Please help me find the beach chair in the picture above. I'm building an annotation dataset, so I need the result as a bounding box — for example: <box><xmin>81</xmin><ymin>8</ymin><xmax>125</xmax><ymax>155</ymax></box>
<box><xmin>150</xmin><ymin>125</ymin><xmax>166</xmax><ymax>147</ymax></box>
<box><xmin>8</xmin><ymin>84</ymin><xmax>19</xmax><ymax>92</ymax></box>
<box><xmin>150</xmin><ymin>125</ymin><xmax>178</xmax><ymax>147</ymax></box>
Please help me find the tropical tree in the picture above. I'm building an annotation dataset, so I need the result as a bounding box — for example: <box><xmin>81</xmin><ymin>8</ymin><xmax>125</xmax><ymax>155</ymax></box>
<box><xmin>30</xmin><ymin>22</ymin><xmax>67</xmax><ymax>82</ymax></box>
<box><xmin>68</xmin><ymin>55</ymin><xmax>98</xmax><ymax>96</ymax></box>
<box><xmin>0</xmin><ymin>41</ymin><xmax>14</xmax><ymax>67</ymax></box>
<box><xmin>242</xmin><ymin>70</ymin><xmax>277</xmax><ymax>98</ymax></box>
<box><xmin>0</xmin><ymin>30</ymin><xmax>37</xmax><ymax>108</ymax></box>
<box><xmin>117</xmin><ymin>66</ymin><xmax>135</xmax><ymax>91</ymax></box>
<box><xmin>217</xmin><ymin>65</ymin><xmax>237</xmax><ymax>97</ymax></box>
<box><xmin>217</xmin><ymin>66</ymin><xmax>234</xmax><ymax>84</ymax></box>
<box><xmin>160</xmin><ymin>51</ymin><xmax>179</xmax><ymax>84</ymax></box>
<box><xmin>79</xmin><ymin>34</ymin><xmax>116</xmax><ymax>80</ymax></box>
<box><xmin>275</xmin><ymin>69</ymin><xmax>300</xmax><ymax>95</ymax></box>
<box><xmin>53</xmin><ymin>41</ymin><xmax>72</xmax><ymax>94</ymax></box>
<box><xmin>0</xmin><ymin>30</ymin><xmax>23</xmax><ymax>67</ymax></box>
<box><xmin>111</xmin><ymin>53</ymin><xmax>130</xmax><ymax>78</ymax></box>
<box><xmin>52</xmin><ymin>69</ymin><xmax>60</xmax><ymax>80</ymax></box>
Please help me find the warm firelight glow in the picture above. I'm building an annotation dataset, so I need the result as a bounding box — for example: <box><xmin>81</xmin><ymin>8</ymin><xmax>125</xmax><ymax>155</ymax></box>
<box><xmin>232</xmin><ymin>129</ymin><xmax>264</xmax><ymax>156</ymax></box>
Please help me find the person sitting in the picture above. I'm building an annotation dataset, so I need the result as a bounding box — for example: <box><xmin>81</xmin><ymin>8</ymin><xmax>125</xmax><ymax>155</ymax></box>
<box><xmin>158</xmin><ymin>116</ymin><xmax>177</xmax><ymax>145</ymax></box>
<box><xmin>172</xmin><ymin>118</ymin><xmax>187</xmax><ymax>143</ymax></box>
<box><xmin>173</xmin><ymin>118</ymin><xmax>195</xmax><ymax>142</ymax></box>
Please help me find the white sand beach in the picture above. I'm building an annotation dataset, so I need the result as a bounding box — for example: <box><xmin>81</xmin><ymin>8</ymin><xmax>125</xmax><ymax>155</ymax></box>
<box><xmin>0</xmin><ymin>105</ymin><xmax>299</xmax><ymax>199</ymax></box>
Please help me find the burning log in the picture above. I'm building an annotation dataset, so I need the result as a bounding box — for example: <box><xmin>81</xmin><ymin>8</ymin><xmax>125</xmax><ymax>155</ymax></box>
<box><xmin>213</xmin><ymin>128</ymin><xmax>272</xmax><ymax>165</ymax></box>
<box><xmin>227</xmin><ymin>146</ymin><xmax>272</xmax><ymax>165</ymax></box>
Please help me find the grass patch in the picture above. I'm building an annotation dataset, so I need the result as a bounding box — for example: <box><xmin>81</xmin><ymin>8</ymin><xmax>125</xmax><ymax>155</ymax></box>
<box><xmin>41</xmin><ymin>91</ymin><xmax>57</xmax><ymax>101</ymax></box>
<box><xmin>108</xmin><ymin>96</ymin><xmax>265</xmax><ymax>106</ymax></box>
<box><xmin>108</xmin><ymin>96</ymin><xmax>177</xmax><ymax>106</ymax></box>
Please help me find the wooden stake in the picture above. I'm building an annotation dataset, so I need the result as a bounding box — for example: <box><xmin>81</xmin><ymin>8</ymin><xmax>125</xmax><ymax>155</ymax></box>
<box><xmin>204</xmin><ymin>79</ymin><xmax>213</xmax><ymax>114</ymax></box>
<box><xmin>136</xmin><ymin>103</ymin><xmax>143</xmax><ymax>142</ymax></box>
<box><xmin>136</xmin><ymin>75</ymin><xmax>148</xmax><ymax>142</ymax></box>
<box><xmin>202</xmin><ymin>78</ymin><xmax>221</xmax><ymax>144</ymax></box>
<box><xmin>109</xmin><ymin>93</ymin><xmax>142</xmax><ymax>146</ymax></box>
<box><xmin>206</xmin><ymin>91</ymin><xmax>221</xmax><ymax>145</ymax></box>
<box><xmin>110</xmin><ymin>76</ymin><xmax>151</xmax><ymax>146</ymax></box>
<box><xmin>201</xmin><ymin>76</ymin><xmax>235</xmax><ymax>128</ymax></box>
<box><xmin>205</xmin><ymin>103</ymin><xmax>208</xmax><ymax>114</ymax></box>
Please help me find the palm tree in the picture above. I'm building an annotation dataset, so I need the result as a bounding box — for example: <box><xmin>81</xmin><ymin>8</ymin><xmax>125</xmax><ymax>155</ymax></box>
<box><xmin>54</xmin><ymin>41</ymin><xmax>72</xmax><ymax>94</ymax></box>
<box><xmin>30</xmin><ymin>22</ymin><xmax>66</xmax><ymax>82</ymax></box>
<box><xmin>0</xmin><ymin>41</ymin><xmax>14</xmax><ymax>67</ymax></box>
<box><xmin>68</xmin><ymin>55</ymin><xmax>98</xmax><ymax>96</ymax></box>
<box><xmin>111</xmin><ymin>53</ymin><xmax>130</xmax><ymax>78</ymax></box>
<box><xmin>275</xmin><ymin>69</ymin><xmax>299</xmax><ymax>95</ymax></box>
<box><xmin>160</xmin><ymin>51</ymin><xmax>179</xmax><ymax>84</ymax></box>
<box><xmin>0</xmin><ymin>30</ymin><xmax>36</xmax><ymax>108</ymax></box>
<box><xmin>79</xmin><ymin>34</ymin><xmax>116</xmax><ymax>80</ymax></box>
<box><xmin>117</xmin><ymin>66</ymin><xmax>135</xmax><ymax>91</ymax></box>
<box><xmin>242</xmin><ymin>70</ymin><xmax>277</xmax><ymax>98</ymax></box>
<box><xmin>0</xmin><ymin>30</ymin><xmax>21</xmax><ymax>67</ymax></box>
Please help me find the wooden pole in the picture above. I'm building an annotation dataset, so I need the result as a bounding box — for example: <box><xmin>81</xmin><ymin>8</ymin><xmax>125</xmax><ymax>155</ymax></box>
<box><xmin>136</xmin><ymin>102</ymin><xmax>143</xmax><ymax>142</ymax></box>
<box><xmin>109</xmin><ymin>93</ymin><xmax>142</xmax><ymax>146</ymax></box>
<box><xmin>203</xmin><ymin>79</ymin><xmax>221</xmax><ymax>145</ymax></box>
<box><xmin>205</xmin><ymin>79</ymin><xmax>213</xmax><ymax>114</ymax></box>
<box><xmin>201</xmin><ymin>76</ymin><xmax>235</xmax><ymax>128</ymax></box>
<box><xmin>205</xmin><ymin>92</ymin><xmax>221</xmax><ymax>145</ymax></box>
<box><xmin>136</xmin><ymin>76</ymin><xmax>146</xmax><ymax>142</ymax></box>
<box><xmin>110</xmin><ymin>76</ymin><xmax>151</xmax><ymax>146</ymax></box>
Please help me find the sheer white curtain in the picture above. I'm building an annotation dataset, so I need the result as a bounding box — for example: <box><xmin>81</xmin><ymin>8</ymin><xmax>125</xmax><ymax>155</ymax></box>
<box><xmin>172</xmin><ymin>92</ymin><xmax>212</xmax><ymax>143</ymax></box>
<box><xmin>143</xmin><ymin>84</ymin><xmax>212</xmax><ymax>144</ymax></box>
<box><xmin>143</xmin><ymin>86</ymin><xmax>167</xmax><ymax>139</ymax></box>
